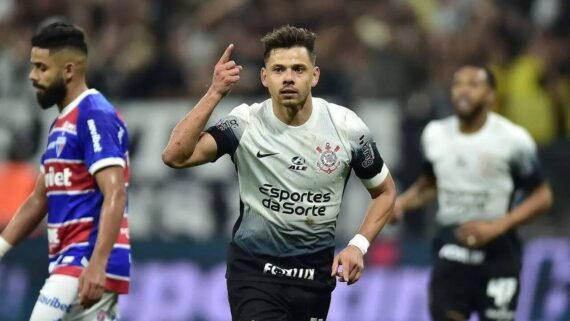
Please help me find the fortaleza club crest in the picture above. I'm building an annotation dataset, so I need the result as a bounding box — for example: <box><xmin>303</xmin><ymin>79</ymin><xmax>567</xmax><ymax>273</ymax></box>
<box><xmin>55</xmin><ymin>136</ymin><xmax>67</xmax><ymax>157</ymax></box>
<box><xmin>315</xmin><ymin>142</ymin><xmax>340</xmax><ymax>174</ymax></box>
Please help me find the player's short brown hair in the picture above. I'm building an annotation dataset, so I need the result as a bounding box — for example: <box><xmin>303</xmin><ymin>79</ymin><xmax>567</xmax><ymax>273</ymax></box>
<box><xmin>261</xmin><ymin>25</ymin><xmax>316</xmax><ymax>64</ymax></box>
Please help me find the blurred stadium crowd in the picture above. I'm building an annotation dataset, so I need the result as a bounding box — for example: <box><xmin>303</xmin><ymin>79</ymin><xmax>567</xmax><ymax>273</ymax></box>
<box><xmin>0</xmin><ymin>0</ymin><xmax>568</xmax><ymax>242</ymax></box>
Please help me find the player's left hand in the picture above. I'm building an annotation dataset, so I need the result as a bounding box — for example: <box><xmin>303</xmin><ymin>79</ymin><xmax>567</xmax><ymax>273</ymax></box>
<box><xmin>456</xmin><ymin>219</ymin><xmax>509</xmax><ymax>248</ymax></box>
<box><xmin>78</xmin><ymin>261</ymin><xmax>107</xmax><ymax>309</ymax></box>
<box><xmin>331</xmin><ymin>245</ymin><xmax>364</xmax><ymax>285</ymax></box>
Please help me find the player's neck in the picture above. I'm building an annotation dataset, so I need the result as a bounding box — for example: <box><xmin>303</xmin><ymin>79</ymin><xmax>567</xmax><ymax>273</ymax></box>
<box><xmin>58</xmin><ymin>81</ymin><xmax>89</xmax><ymax>112</ymax></box>
<box><xmin>459</xmin><ymin>109</ymin><xmax>489</xmax><ymax>134</ymax></box>
<box><xmin>272</xmin><ymin>96</ymin><xmax>313</xmax><ymax>126</ymax></box>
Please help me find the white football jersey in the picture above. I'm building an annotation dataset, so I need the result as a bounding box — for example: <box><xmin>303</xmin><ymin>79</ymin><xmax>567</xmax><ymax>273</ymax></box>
<box><xmin>206</xmin><ymin>97</ymin><xmax>388</xmax><ymax>257</ymax></box>
<box><xmin>422</xmin><ymin>112</ymin><xmax>542</xmax><ymax>226</ymax></box>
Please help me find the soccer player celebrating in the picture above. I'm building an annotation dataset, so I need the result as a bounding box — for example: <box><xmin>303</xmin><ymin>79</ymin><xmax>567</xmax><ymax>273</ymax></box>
<box><xmin>0</xmin><ymin>22</ymin><xmax>131</xmax><ymax>320</ymax></box>
<box><xmin>163</xmin><ymin>25</ymin><xmax>396</xmax><ymax>321</ymax></box>
<box><xmin>394</xmin><ymin>65</ymin><xmax>553</xmax><ymax>321</ymax></box>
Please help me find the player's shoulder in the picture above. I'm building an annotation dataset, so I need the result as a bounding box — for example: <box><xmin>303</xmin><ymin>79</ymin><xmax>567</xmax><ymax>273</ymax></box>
<box><xmin>489</xmin><ymin>112</ymin><xmax>535</xmax><ymax>146</ymax></box>
<box><xmin>228</xmin><ymin>100</ymin><xmax>266</xmax><ymax>122</ymax></box>
<box><xmin>317</xmin><ymin>97</ymin><xmax>365</xmax><ymax>130</ymax></box>
<box><xmin>78</xmin><ymin>89</ymin><xmax>117</xmax><ymax>118</ymax></box>
<box><xmin>423</xmin><ymin>115</ymin><xmax>456</xmax><ymax>139</ymax></box>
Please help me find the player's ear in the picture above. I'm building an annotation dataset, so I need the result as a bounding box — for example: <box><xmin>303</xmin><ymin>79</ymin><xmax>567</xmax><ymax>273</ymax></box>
<box><xmin>260</xmin><ymin>67</ymin><xmax>268</xmax><ymax>88</ymax></box>
<box><xmin>311</xmin><ymin>66</ymin><xmax>320</xmax><ymax>87</ymax></box>
<box><xmin>62</xmin><ymin>61</ymin><xmax>75</xmax><ymax>83</ymax></box>
<box><xmin>486</xmin><ymin>89</ymin><xmax>496</xmax><ymax>105</ymax></box>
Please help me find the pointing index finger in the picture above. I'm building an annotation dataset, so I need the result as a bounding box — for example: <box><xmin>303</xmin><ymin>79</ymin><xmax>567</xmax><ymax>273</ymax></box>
<box><xmin>218</xmin><ymin>44</ymin><xmax>234</xmax><ymax>65</ymax></box>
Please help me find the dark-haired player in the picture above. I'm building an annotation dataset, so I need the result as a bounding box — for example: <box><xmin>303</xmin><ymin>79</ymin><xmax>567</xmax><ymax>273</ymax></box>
<box><xmin>163</xmin><ymin>25</ymin><xmax>396</xmax><ymax>321</ymax></box>
<box><xmin>0</xmin><ymin>22</ymin><xmax>130</xmax><ymax>320</ymax></box>
<box><xmin>394</xmin><ymin>65</ymin><xmax>553</xmax><ymax>321</ymax></box>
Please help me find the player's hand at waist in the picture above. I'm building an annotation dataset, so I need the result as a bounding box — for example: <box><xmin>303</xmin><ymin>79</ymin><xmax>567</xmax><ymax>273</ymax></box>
<box><xmin>78</xmin><ymin>259</ymin><xmax>107</xmax><ymax>309</ymax></box>
<box><xmin>209</xmin><ymin>44</ymin><xmax>242</xmax><ymax>98</ymax></box>
<box><xmin>331</xmin><ymin>245</ymin><xmax>364</xmax><ymax>285</ymax></box>
<box><xmin>455</xmin><ymin>218</ymin><xmax>510</xmax><ymax>249</ymax></box>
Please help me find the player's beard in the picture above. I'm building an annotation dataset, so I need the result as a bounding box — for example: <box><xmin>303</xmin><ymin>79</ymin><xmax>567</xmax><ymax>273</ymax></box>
<box><xmin>34</xmin><ymin>77</ymin><xmax>67</xmax><ymax>110</ymax></box>
<box><xmin>454</xmin><ymin>98</ymin><xmax>486</xmax><ymax>123</ymax></box>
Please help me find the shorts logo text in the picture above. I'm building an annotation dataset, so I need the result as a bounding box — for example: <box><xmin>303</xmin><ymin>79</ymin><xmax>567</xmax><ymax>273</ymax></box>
<box><xmin>263</xmin><ymin>263</ymin><xmax>315</xmax><ymax>280</ymax></box>
<box><xmin>38</xmin><ymin>294</ymin><xmax>71</xmax><ymax>313</ymax></box>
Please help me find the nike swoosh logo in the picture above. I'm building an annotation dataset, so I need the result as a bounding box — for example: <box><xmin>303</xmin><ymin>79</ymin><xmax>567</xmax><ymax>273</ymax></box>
<box><xmin>256</xmin><ymin>151</ymin><xmax>279</xmax><ymax>158</ymax></box>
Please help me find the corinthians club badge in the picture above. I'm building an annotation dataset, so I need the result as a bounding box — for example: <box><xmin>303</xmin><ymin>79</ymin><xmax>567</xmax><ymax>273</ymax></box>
<box><xmin>316</xmin><ymin>142</ymin><xmax>341</xmax><ymax>174</ymax></box>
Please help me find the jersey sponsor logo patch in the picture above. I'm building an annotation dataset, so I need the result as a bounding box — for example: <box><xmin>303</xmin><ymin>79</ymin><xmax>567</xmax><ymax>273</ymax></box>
<box><xmin>359</xmin><ymin>135</ymin><xmax>375</xmax><ymax>168</ymax></box>
<box><xmin>263</xmin><ymin>263</ymin><xmax>315</xmax><ymax>280</ymax></box>
<box><xmin>315</xmin><ymin>142</ymin><xmax>341</xmax><ymax>174</ymax></box>
<box><xmin>288</xmin><ymin>156</ymin><xmax>307</xmax><ymax>171</ymax></box>
<box><xmin>87</xmin><ymin>119</ymin><xmax>103</xmax><ymax>152</ymax></box>
<box><xmin>259</xmin><ymin>183</ymin><xmax>330</xmax><ymax>217</ymax></box>
<box><xmin>439</xmin><ymin>188</ymin><xmax>489</xmax><ymax>214</ymax></box>
<box><xmin>45</xmin><ymin>167</ymin><xmax>72</xmax><ymax>188</ymax></box>
<box><xmin>256</xmin><ymin>150</ymin><xmax>279</xmax><ymax>158</ymax></box>
<box><xmin>62</xmin><ymin>121</ymin><xmax>77</xmax><ymax>134</ymax></box>
<box><xmin>215</xmin><ymin>118</ymin><xmax>239</xmax><ymax>131</ymax></box>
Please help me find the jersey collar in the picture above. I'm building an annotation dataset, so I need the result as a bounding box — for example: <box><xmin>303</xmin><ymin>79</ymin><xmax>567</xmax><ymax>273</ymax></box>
<box><xmin>58</xmin><ymin>88</ymin><xmax>99</xmax><ymax>119</ymax></box>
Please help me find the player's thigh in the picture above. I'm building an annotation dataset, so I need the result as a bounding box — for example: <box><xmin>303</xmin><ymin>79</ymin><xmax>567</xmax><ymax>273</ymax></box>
<box><xmin>476</xmin><ymin>275</ymin><xmax>519</xmax><ymax>321</ymax></box>
<box><xmin>227</xmin><ymin>280</ymin><xmax>289</xmax><ymax>321</ymax></box>
<box><xmin>287</xmin><ymin>286</ymin><xmax>331</xmax><ymax>321</ymax></box>
<box><xmin>429</xmin><ymin>261</ymin><xmax>475</xmax><ymax>321</ymax></box>
<box><xmin>29</xmin><ymin>274</ymin><xmax>79</xmax><ymax>321</ymax></box>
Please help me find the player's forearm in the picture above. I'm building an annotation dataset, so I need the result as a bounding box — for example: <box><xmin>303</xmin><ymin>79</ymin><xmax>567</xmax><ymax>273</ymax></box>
<box><xmin>89</xmin><ymin>187</ymin><xmax>126</xmax><ymax>268</ymax></box>
<box><xmin>1</xmin><ymin>193</ymin><xmax>47</xmax><ymax>247</ymax></box>
<box><xmin>497</xmin><ymin>183</ymin><xmax>553</xmax><ymax>231</ymax></box>
<box><xmin>398</xmin><ymin>176</ymin><xmax>436</xmax><ymax>211</ymax></box>
<box><xmin>357</xmin><ymin>178</ymin><xmax>397</xmax><ymax>242</ymax></box>
<box><xmin>162</xmin><ymin>88</ymin><xmax>223</xmax><ymax>167</ymax></box>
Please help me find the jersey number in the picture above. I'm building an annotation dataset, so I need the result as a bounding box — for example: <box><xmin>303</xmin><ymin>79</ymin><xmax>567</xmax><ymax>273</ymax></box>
<box><xmin>486</xmin><ymin>278</ymin><xmax>517</xmax><ymax>307</ymax></box>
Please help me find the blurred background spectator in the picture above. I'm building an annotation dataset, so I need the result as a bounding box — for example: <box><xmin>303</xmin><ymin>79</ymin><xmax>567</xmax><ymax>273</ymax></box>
<box><xmin>0</xmin><ymin>1</ymin><xmax>568</xmax><ymax>320</ymax></box>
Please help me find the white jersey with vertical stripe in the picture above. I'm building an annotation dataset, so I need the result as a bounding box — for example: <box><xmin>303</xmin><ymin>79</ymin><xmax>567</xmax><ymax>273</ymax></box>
<box><xmin>206</xmin><ymin>97</ymin><xmax>389</xmax><ymax>257</ymax></box>
<box><xmin>40</xmin><ymin>89</ymin><xmax>130</xmax><ymax>294</ymax></box>
<box><xmin>421</xmin><ymin>112</ymin><xmax>543</xmax><ymax>226</ymax></box>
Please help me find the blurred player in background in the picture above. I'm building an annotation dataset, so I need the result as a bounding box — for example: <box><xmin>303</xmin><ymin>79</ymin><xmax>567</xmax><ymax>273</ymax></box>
<box><xmin>163</xmin><ymin>25</ymin><xmax>396</xmax><ymax>321</ymax></box>
<box><xmin>394</xmin><ymin>65</ymin><xmax>553</xmax><ymax>321</ymax></box>
<box><xmin>0</xmin><ymin>22</ymin><xmax>130</xmax><ymax>321</ymax></box>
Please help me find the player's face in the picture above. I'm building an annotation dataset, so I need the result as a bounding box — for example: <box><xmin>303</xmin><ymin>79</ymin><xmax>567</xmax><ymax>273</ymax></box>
<box><xmin>29</xmin><ymin>47</ymin><xmax>67</xmax><ymax>109</ymax></box>
<box><xmin>261</xmin><ymin>46</ymin><xmax>320</xmax><ymax>109</ymax></box>
<box><xmin>451</xmin><ymin>67</ymin><xmax>494</xmax><ymax>121</ymax></box>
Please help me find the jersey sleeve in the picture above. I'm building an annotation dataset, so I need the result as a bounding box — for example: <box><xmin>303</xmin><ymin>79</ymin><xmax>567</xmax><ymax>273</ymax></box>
<box><xmin>510</xmin><ymin>127</ymin><xmax>543</xmax><ymax>191</ymax></box>
<box><xmin>420</xmin><ymin>123</ymin><xmax>436</xmax><ymax>179</ymax></box>
<box><xmin>346</xmin><ymin>111</ymin><xmax>388</xmax><ymax>189</ymax></box>
<box><xmin>78</xmin><ymin>108</ymin><xmax>126</xmax><ymax>175</ymax></box>
<box><xmin>204</xmin><ymin>104</ymin><xmax>249</xmax><ymax>161</ymax></box>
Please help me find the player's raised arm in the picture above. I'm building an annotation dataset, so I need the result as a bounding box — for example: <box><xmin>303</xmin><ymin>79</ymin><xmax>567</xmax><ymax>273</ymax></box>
<box><xmin>0</xmin><ymin>174</ymin><xmax>48</xmax><ymax>259</ymax></box>
<box><xmin>162</xmin><ymin>44</ymin><xmax>242</xmax><ymax>168</ymax></box>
